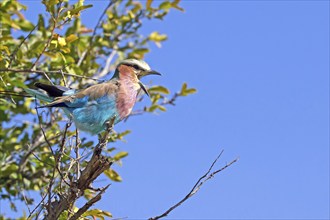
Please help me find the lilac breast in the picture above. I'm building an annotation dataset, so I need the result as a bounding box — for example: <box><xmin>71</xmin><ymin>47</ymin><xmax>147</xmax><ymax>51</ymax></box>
<box><xmin>116</xmin><ymin>79</ymin><xmax>139</xmax><ymax>120</ymax></box>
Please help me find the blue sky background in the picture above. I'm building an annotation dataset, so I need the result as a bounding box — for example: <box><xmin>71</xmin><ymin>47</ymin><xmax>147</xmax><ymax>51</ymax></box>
<box><xmin>2</xmin><ymin>1</ymin><xmax>329</xmax><ymax>219</ymax></box>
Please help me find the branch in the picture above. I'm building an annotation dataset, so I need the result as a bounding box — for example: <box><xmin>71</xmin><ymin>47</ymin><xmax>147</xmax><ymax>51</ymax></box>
<box><xmin>149</xmin><ymin>150</ymin><xmax>239</xmax><ymax>220</ymax></box>
<box><xmin>0</xmin><ymin>68</ymin><xmax>102</xmax><ymax>81</ymax></box>
<box><xmin>44</xmin><ymin>118</ymin><xmax>115</xmax><ymax>220</ymax></box>
<box><xmin>68</xmin><ymin>184</ymin><xmax>110</xmax><ymax>220</ymax></box>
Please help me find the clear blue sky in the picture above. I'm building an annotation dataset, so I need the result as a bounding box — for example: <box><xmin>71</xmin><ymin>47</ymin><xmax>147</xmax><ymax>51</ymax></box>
<box><xmin>5</xmin><ymin>1</ymin><xmax>330</xmax><ymax>219</ymax></box>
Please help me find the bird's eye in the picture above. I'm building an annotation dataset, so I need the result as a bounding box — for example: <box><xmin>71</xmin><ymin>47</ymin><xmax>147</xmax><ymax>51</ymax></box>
<box><xmin>132</xmin><ymin>64</ymin><xmax>140</xmax><ymax>70</ymax></box>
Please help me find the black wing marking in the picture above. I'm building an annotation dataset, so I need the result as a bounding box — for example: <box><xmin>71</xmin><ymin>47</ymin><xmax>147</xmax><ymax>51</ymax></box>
<box><xmin>34</xmin><ymin>82</ymin><xmax>70</xmax><ymax>98</ymax></box>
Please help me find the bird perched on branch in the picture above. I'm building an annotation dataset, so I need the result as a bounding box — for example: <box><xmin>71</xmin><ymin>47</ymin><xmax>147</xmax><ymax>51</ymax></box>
<box><xmin>25</xmin><ymin>59</ymin><xmax>161</xmax><ymax>134</ymax></box>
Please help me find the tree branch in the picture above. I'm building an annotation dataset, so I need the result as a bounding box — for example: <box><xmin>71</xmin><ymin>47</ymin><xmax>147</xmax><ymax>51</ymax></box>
<box><xmin>44</xmin><ymin>119</ymin><xmax>115</xmax><ymax>220</ymax></box>
<box><xmin>68</xmin><ymin>184</ymin><xmax>110</xmax><ymax>220</ymax></box>
<box><xmin>149</xmin><ymin>150</ymin><xmax>239</xmax><ymax>220</ymax></box>
<box><xmin>0</xmin><ymin>68</ymin><xmax>102</xmax><ymax>81</ymax></box>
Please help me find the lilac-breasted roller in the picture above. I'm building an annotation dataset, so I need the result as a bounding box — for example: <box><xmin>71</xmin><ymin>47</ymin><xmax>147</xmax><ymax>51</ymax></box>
<box><xmin>25</xmin><ymin>59</ymin><xmax>161</xmax><ymax>134</ymax></box>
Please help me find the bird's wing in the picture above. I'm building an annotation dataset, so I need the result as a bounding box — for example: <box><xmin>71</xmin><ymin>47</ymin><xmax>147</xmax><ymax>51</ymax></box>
<box><xmin>43</xmin><ymin>81</ymin><xmax>119</xmax><ymax>108</ymax></box>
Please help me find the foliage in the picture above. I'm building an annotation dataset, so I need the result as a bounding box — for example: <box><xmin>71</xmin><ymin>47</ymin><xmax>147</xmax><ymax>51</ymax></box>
<box><xmin>0</xmin><ymin>0</ymin><xmax>196</xmax><ymax>219</ymax></box>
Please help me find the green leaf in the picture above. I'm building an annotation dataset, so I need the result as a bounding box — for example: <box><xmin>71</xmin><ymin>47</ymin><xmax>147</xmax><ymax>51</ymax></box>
<box><xmin>185</xmin><ymin>88</ymin><xmax>197</xmax><ymax>95</ymax></box>
<box><xmin>0</xmin><ymin>45</ymin><xmax>10</xmax><ymax>55</ymax></box>
<box><xmin>159</xmin><ymin>1</ymin><xmax>171</xmax><ymax>11</ymax></box>
<box><xmin>157</xmin><ymin>105</ymin><xmax>166</xmax><ymax>112</ymax></box>
<box><xmin>180</xmin><ymin>82</ymin><xmax>187</xmax><ymax>94</ymax></box>
<box><xmin>171</xmin><ymin>0</ymin><xmax>184</xmax><ymax>11</ymax></box>
<box><xmin>60</xmin><ymin>47</ymin><xmax>70</xmax><ymax>54</ymax></box>
<box><xmin>82</xmin><ymin>209</ymin><xmax>112</xmax><ymax>219</ymax></box>
<box><xmin>58</xmin><ymin>52</ymin><xmax>67</xmax><ymax>63</ymax></box>
<box><xmin>58</xmin><ymin>36</ymin><xmax>67</xmax><ymax>46</ymax></box>
<box><xmin>113</xmin><ymin>151</ymin><xmax>128</xmax><ymax>161</ymax></box>
<box><xmin>149</xmin><ymin>31</ymin><xmax>167</xmax><ymax>42</ymax></box>
<box><xmin>104</xmin><ymin>169</ymin><xmax>122</xmax><ymax>182</ymax></box>
<box><xmin>149</xmin><ymin>86</ymin><xmax>170</xmax><ymax>94</ymax></box>
<box><xmin>83</xmin><ymin>189</ymin><xmax>95</xmax><ymax>200</ymax></box>
<box><xmin>44</xmin><ymin>51</ymin><xmax>57</xmax><ymax>58</ymax></box>
<box><xmin>30</xmin><ymin>41</ymin><xmax>44</xmax><ymax>54</ymax></box>
<box><xmin>146</xmin><ymin>0</ymin><xmax>153</xmax><ymax>9</ymax></box>
<box><xmin>17</xmin><ymin>19</ymin><xmax>34</xmax><ymax>31</ymax></box>
<box><xmin>180</xmin><ymin>83</ymin><xmax>196</xmax><ymax>96</ymax></box>
<box><xmin>65</xmin><ymin>34</ymin><xmax>78</xmax><ymax>43</ymax></box>
<box><xmin>148</xmin><ymin>104</ymin><xmax>158</xmax><ymax>112</ymax></box>
<box><xmin>70</xmin><ymin>4</ymin><xmax>93</xmax><ymax>15</ymax></box>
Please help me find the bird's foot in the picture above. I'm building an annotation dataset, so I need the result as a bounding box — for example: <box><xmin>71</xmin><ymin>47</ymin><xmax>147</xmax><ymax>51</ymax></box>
<box><xmin>104</xmin><ymin>115</ymin><xmax>116</xmax><ymax>133</ymax></box>
<box><xmin>98</xmin><ymin>133</ymin><xmax>102</xmax><ymax>141</ymax></box>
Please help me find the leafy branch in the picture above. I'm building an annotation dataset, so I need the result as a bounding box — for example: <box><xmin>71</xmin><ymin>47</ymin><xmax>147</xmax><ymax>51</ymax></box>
<box><xmin>0</xmin><ymin>68</ymin><xmax>103</xmax><ymax>81</ymax></box>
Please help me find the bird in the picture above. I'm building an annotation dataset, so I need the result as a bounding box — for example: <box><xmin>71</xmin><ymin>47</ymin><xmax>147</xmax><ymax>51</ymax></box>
<box><xmin>25</xmin><ymin>59</ymin><xmax>161</xmax><ymax>134</ymax></box>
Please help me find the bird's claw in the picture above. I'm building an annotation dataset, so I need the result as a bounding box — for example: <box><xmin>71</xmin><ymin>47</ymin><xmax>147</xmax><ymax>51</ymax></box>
<box><xmin>104</xmin><ymin>115</ymin><xmax>116</xmax><ymax>133</ymax></box>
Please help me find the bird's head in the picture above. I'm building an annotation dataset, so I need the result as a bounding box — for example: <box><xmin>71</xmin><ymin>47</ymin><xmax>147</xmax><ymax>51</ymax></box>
<box><xmin>116</xmin><ymin>59</ymin><xmax>161</xmax><ymax>96</ymax></box>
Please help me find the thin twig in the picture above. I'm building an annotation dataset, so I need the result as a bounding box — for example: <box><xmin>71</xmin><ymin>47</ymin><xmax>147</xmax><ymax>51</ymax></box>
<box><xmin>77</xmin><ymin>0</ymin><xmax>115</xmax><ymax>67</ymax></box>
<box><xmin>0</xmin><ymin>75</ymin><xmax>16</xmax><ymax>104</ymax></box>
<box><xmin>34</xmin><ymin>103</ymin><xmax>55</xmax><ymax>157</ymax></box>
<box><xmin>160</xmin><ymin>92</ymin><xmax>179</xmax><ymax>106</ymax></box>
<box><xmin>22</xmin><ymin>191</ymin><xmax>32</xmax><ymax>216</ymax></box>
<box><xmin>28</xmin><ymin>192</ymin><xmax>48</xmax><ymax>219</ymax></box>
<box><xmin>31</xmin><ymin>9</ymin><xmax>59</xmax><ymax>70</ymax></box>
<box><xmin>75</xmin><ymin>129</ymin><xmax>81</xmax><ymax>180</ymax></box>
<box><xmin>149</xmin><ymin>151</ymin><xmax>239</xmax><ymax>220</ymax></box>
<box><xmin>56</xmin><ymin>18</ymin><xmax>71</xmax><ymax>29</ymax></box>
<box><xmin>96</xmin><ymin>50</ymin><xmax>117</xmax><ymax>78</ymax></box>
<box><xmin>60</xmin><ymin>69</ymin><xmax>68</xmax><ymax>87</ymax></box>
<box><xmin>31</xmin><ymin>152</ymin><xmax>53</xmax><ymax>167</ymax></box>
<box><xmin>19</xmin><ymin>133</ymin><xmax>61</xmax><ymax>171</ymax></box>
<box><xmin>9</xmin><ymin>23</ymin><xmax>39</xmax><ymax>67</ymax></box>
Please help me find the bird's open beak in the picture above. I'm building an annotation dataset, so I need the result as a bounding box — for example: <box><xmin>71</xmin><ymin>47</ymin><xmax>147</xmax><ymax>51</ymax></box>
<box><xmin>138</xmin><ymin>82</ymin><xmax>150</xmax><ymax>97</ymax></box>
<box><xmin>138</xmin><ymin>70</ymin><xmax>161</xmax><ymax>97</ymax></box>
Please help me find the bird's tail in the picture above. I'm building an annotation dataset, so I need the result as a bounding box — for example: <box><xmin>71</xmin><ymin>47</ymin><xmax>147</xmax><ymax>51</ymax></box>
<box><xmin>24</xmin><ymin>88</ymin><xmax>53</xmax><ymax>103</ymax></box>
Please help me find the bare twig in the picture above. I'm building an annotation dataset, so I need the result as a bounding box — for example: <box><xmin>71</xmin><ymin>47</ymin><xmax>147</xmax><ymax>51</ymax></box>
<box><xmin>31</xmin><ymin>152</ymin><xmax>53</xmax><ymax>167</ymax></box>
<box><xmin>56</xmin><ymin>18</ymin><xmax>71</xmax><ymax>29</ymax></box>
<box><xmin>22</xmin><ymin>191</ymin><xmax>32</xmax><ymax>216</ymax></box>
<box><xmin>35</xmin><ymin>104</ymin><xmax>55</xmax><ymax>158</ymax></box>
<box><xmin>75</xmin><ymin>129</ymin><xmax>81</xmax><ymax>180</ymax></box>
<box><xmin>60</xmin><ymin>69</ymin><xmax>68</xmax><ymax>87</ymax></box>
<box><xmin>77</xmin><ymin>0</ymin><xmax>116</xmax><ymax>67</ymax></box>
<box><xmin>31</xmin><ymin>8</ymin><xmax>59</xmax><ymax>70</ymax></box>
<box><xmin>28</xmin><ymin>192</ymin><xmax>48</xmax><ymax>219</ymax></box>
<box><xmin>149</xmin><ymin>151</ymin><xmax>239</xmax><ymax>220</ymax></box>
<box><xmin>96</xmin><ymin>50</ymin><xmax>117</xmax><ymax>78</ymax></box>
<box><xmin>9</xmin><ymin>23</ymin><xmax>38</xmax><ymax>67</ymax></box>
<box><xmin>160</xmin><ymin>92</ymin><xmax>179</xmax><ymax>106</ymax></box>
